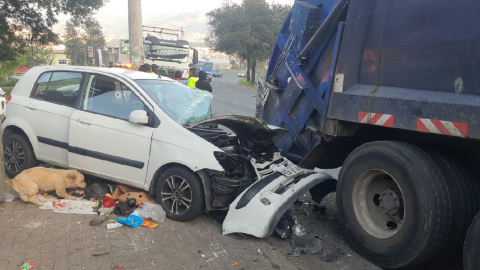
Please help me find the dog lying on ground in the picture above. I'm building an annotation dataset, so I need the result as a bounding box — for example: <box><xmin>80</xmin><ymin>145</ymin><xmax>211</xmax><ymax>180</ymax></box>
<box><xmin>12</xmin><ymin>167</ymin><xmax>86</xmax><ymax>205</ymax></box>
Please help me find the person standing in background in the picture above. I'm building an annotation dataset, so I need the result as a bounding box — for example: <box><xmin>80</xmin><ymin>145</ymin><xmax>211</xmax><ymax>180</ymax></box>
<box><xmin>195</xmin><ymin>71</ymin><xmax>213</xmax><ymax>92</ymax></box>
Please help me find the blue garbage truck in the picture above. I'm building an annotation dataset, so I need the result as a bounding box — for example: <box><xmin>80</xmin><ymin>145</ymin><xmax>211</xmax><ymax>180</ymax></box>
<box><xmin>256</xmin><ymin>0</ymin><xmax>480</xmax><ymax>268</ymax></box>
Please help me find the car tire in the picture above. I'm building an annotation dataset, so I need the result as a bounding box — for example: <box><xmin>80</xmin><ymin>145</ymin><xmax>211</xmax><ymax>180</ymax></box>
<box><xmin>337</xmin><ymin>141</ymin><xmax>466</xmax><ymax>268</ymax></box>
<box><xmin>4</xmin><ymin>134</ymin><xmax>38</xmax><ymax>178</ymax></box>
<box><xmin>156</xmin><ymin>166</ymin><xmax>205</xmax><ymax>221</ymax></box>
<box><xmin>464</xmin><ymin>211</ymin><xmax>480</xmax><ymax>270</ymax></box>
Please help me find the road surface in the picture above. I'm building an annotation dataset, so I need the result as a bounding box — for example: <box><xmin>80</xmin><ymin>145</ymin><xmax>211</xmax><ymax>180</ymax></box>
<box><xmin>210</xmin><ymin>71</ymin><xmax>256</xmax><ymax>117</ymax></box>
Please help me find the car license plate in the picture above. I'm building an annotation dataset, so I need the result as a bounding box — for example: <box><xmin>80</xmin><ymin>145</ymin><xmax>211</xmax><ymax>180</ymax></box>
<box><xmin>281</xmin><ymin>165</ymin><xmax>303</xmax><ymax>177</ymax></box>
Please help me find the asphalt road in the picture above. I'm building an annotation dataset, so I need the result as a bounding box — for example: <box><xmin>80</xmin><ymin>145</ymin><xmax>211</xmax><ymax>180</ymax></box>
<box><xmin>210</xmin><ymin>71</ymin><xmax>256</xmax><ymax>117</ymax></box>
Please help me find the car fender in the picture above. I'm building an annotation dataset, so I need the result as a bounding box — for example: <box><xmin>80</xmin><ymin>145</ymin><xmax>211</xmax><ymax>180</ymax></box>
<box><xmin>222</xmin><ymin>172</ymin><xmax>336</xmax><ymax>238</ymax></box>
<box><xmin>2</xmin><ymin>114</ymin><xmax>39</xmax><ymax>157</ymax></box>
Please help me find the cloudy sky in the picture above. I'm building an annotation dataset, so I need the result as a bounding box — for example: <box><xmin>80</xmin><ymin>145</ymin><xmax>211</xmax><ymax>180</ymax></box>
<box><xmin>54</xmin><ymin>0</ymin><xmax>294</xmax><ymax>44</ymax></box>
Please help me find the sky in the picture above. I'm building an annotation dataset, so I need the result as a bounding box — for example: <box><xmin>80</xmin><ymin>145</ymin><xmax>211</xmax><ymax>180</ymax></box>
<box><xmin>53</xmin><ymin>0</ymin><xmax>295</xmax><ymax>44</ymax></box>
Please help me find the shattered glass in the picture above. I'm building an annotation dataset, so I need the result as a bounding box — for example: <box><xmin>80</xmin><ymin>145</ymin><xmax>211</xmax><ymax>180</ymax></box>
<box><xmin>135</xmin><ymin>79</ymin><xmax>212</xmax><ymax>125</ymax></box>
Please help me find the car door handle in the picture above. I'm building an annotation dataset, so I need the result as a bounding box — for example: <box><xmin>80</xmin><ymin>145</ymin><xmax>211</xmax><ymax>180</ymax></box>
<box><xmin>77</xmin><ymin>117</ymin><xmax>93</xmax><ymax>125</ymax></box>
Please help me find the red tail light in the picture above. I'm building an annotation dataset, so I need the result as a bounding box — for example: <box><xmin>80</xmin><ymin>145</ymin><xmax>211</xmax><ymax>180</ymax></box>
<box><xmin>6</xmin><ymin>96</ymin><xmax>11</xmax><ymax>104</ymax></box>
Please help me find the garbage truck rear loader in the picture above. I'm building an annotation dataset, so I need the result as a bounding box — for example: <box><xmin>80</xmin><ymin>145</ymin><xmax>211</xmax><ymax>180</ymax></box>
<box><xmin>256</xmin><ymin>0</ymin><xmax>480</xmax><ymax>268</ymax></box>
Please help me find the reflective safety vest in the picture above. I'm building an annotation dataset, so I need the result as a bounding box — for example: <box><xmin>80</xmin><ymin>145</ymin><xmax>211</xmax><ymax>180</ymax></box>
<box><xmin>188</xmin><ymin>76</ymin><xmax>199</xmax><ymax>88</ymax></box>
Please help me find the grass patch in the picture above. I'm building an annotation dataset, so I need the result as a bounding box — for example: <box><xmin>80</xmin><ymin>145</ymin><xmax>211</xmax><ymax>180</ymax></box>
<box><xmin>0</xmin><ymin>78</ymin><xmax>19</xmax><ymax>88</ymax></box>
<box><xmin>239</xmin><ymin>78</ymin><xmax>258</xmax><ymax>91</ymax></box>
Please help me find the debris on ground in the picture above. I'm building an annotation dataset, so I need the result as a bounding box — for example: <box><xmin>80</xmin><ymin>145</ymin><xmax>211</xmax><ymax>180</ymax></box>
<box><xmin>292</xmin><ymin>216</ymin><xmax>306</xmax><ymax>236</ymax></box>
<box><xmin>90</xmin><ymin>215</ymin><xmax>109</xmax><ymax>226</ymax></box>
<box><xmin>106</xmin><ymin>222</ymin><xmax>123</xmax><ymax>229</ymax></box>
<box><xmin>38</xmin><ymin>195</ymin><xmax>97</xmax><ymax>215</ymax></box>
<box><xmin>114</xmin><ymin>198</ymin><xmax>138</xmax><ymax>216</ymax></box>
<box><xmin>115</xmin><ymin>265</ymin><xmax>126</xmax><ymax>269</ymax></box>
<box><xmin>141</xmin><ymin>220</ymin><xmax>158</xmax><ymax>229</ymax></box>
<box><xmin>275</xmin><ymin>212</ymin><xmax>295</xmax><ymax>239</ymax></box>
<box><xmin>5</xmin><ymin>180</ymin><xmax>11</xmax><ymax>186</ymax></box>
<box><xmin>131</xmin><ymin>202</ymin><xmax>166</xmax><ymax>223</ymax></box>
<box><xmin>289</xmin><ymin>234</ymin><xmax>323</xmax><ymax>256</ymax></box>
<box><xmin>113</xmin><ymin>185</ymin><xmax>156</xmax><ymax>204</ymax></box>
<box><xmin>20</xmin><ymin>262</ymin><xmax>35</xmax><ymax>270</ymax></box>
<box><xmin>91</xmin><ymin>248</ymin><xmax>109</xmax><ymax>257</ymax></box>
<box><xmin>4</xmin><ymin>192</ymin><xmax>16</xmax><ymax>202</ymax></box>
<box><xmin>313</xmin><ymin>205</ymin><xmax>326</xmax><ymax>215</ymax></box>
<box><xmin>116</xmin><ymin>215</ymin><xmax>144</xmax><ymax>228</ymax></box>
<box><xmin>84</xmin><ymin>182</ymin><xmax>108</xmax><ymax>200</ymax></box>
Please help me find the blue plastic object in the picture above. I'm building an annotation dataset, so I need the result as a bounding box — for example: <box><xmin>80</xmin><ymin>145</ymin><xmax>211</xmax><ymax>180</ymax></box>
<box><xmin>116</xmin><ymin>215</ymin><xmax>144</xmax><ymax>228</ymax></box>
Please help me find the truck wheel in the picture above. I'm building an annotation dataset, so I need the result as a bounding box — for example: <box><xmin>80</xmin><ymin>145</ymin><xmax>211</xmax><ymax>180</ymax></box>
<box><xmin>337</xmin><ymin>141</ymin><xmax>460</xmax><ymax>268</ymax></box>
<box><xmin>156</xmin><ymin>166</ymin><xmax>205</xmax><ymax>221</ymax></box>
<box><xmin>464</xmin><ymin>212</ymin><xmax>480</xmax><ymax>270</ymax></box>
<box><xmin>4</xmin><ymin>134</ymin><xmax>38</xmax><ymax>178</ymax></box>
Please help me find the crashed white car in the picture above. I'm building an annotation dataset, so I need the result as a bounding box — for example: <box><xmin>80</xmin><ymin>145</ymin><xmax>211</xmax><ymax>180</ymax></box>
<box><xmin>3</xmin><ymin>66</ymin><xmax>334</xmax><ymax>237</ymax></box>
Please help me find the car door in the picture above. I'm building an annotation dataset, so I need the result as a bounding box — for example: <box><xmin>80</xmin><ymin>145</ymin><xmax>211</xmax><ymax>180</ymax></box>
<box><xmin>68</xmin><ymin>73</ymin><xmax>155</xmax><ymax>186</ymax></box>
<box><xmin>24</xmin><ymin>71</ymin><xmax>84</xmax><ymax>166</ymax></box>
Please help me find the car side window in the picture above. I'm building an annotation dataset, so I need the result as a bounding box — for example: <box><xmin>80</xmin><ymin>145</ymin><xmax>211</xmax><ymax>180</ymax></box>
<box><xmin>82</xmin><ymin>74</ymin><xmax>145</xmax><ymax>121</ymax></box>
<box><xmin>32</xmin><ymin>71</ymin><xmax>83</xmax><ymax>107</ymax></box>
<box><xmin>33</xmin><ymin>72</ymin><xmax>52</xmax><ymax>100</ymax></box>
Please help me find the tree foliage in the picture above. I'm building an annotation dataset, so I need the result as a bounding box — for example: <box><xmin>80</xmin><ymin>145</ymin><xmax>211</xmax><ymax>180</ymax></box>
<box><xmin>0</xmin><ymin>0</ymin><xmax>107</xmax><ymax>62</ymax></box>
<box><xmin>64</xmin><ymin>18</ymin><xmax>106</xmax><ymax>66</ymax></box>
<box><xmin>207</xmin><ymin>0</ymin><xmax>290</xmax><ymax>83</ymax></box>
<box><xmin>25</xmin><ymin>46</ymin><xmax>56</xmax><ymax>67</ymax></box>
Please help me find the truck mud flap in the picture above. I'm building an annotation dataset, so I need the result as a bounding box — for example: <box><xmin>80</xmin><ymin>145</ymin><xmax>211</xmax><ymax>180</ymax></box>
<box><xmin>222</xmin><ymin>172</ymin><xmax>336</xmax><ymax>238</ymax></box>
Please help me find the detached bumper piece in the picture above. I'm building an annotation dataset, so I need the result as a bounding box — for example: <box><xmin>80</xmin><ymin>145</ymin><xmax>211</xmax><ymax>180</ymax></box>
<box><xmin>222</xmin><ymin>171</ymin><xmax>335</xmax><ymax>238</ymax></box>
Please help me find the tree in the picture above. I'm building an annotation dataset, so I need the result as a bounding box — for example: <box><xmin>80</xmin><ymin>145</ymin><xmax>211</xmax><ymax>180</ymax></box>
<box><xmin>0</xmin><ymin>0</ymin><xmax>106</xmax><ymax>63</ymax></box>
<box><xmin>230</xmin><ymin>59</ymin><xmax>236</xmax><ymax>66</ymax></box>
<box><xmin>206</xmin><ymin>0</ymin><xmax>290</xmax><ymax>84</ymax></box>
<box><xmin>64</xmin><ymin>18</ymin><xmax>106</xmax><ymax>66</ymax></box>
<box><xmin>25</xmin><ymin>46</ymin><xmax>56</xmax><ymax>67</ymax></box>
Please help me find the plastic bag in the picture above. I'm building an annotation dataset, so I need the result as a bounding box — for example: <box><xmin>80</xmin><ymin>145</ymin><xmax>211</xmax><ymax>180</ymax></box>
<box><xmin>131</xmin><ymin>203</ymin><xmax>166</xmax><ymax>223</ymax></box>
<box><xmin>115</xmin><ymin>215</ymin><xmax>144</xmax><ymax>228</ymax></box>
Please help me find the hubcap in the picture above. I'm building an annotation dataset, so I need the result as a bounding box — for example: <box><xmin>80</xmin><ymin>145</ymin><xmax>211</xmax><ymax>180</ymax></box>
<box><xmin>4</xmin><ymin>141</ymin><xmax>25</xmax><ymax>173</ymax></box>
<box><xmin>161</xmin><ymin>175</ymin><xmax>192</xmax><ymax>215</ymax></box>
<box><xmin>352</xmin><ymin>170</ymin><xmax>405</xmax><ymax>239</ymax></box>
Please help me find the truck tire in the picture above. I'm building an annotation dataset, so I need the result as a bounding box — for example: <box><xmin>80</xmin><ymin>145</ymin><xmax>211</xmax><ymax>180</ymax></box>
<box><xmin>155</xmin><ymin>166</ymin><xmax>205</xmax><ymax>221</ymax></box>
<box><xmin>337</xmin><ymin>141</ymin><xmax>462</xmax><ymax>268</ymax></box>
<box><xmin>4</xmin><ymin>134</ymin><xmax>38</xmax><ymax>178</ymax></box>
<box><xmin>464</xmin><ymin>211</ymin><xmax>480</xmax><ymax>270</ymax></box>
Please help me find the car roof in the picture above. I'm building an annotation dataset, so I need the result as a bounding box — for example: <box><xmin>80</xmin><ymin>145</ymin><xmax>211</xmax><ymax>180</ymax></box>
<box><xmin>24</xmin><ymin>65</ymin><xmax>169</xmax><ymax>81</ymax></box>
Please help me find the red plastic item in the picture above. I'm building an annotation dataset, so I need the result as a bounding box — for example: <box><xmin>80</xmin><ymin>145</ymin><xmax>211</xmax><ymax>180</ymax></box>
<box><xmin>116</xmin><ymin>265</ymin><xmax>126</xmax><ymax>269</ymax></box>
<box><xmin>103</xmin><ymin>196</ymin><xmax>118</xmax><ymax>208</ymax></box>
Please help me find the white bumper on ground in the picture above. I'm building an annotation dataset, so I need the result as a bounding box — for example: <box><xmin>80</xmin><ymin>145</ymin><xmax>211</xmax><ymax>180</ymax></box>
<box><xmin>222</xmin><ymin>171</ymin><xmax>335</xmax><ymax>238</ymax></box>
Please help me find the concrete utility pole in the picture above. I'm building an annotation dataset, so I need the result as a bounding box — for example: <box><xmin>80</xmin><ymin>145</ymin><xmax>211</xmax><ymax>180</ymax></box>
<box><xmin>128</xmin><ymin>0</ymin><xmax>144</xmax><ymax>70</ymax></box>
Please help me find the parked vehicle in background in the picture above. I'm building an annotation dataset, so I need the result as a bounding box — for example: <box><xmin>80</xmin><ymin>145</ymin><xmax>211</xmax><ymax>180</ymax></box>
<box><xmin>196</xmin><ymin>60</ymin><xmax>214</xmax><ymax>74</ymax></box>
<box><xmin>0</xmin><ymin>87</ymin><xmax>6</xmax><ymax>115</ymax></box>
<box><xmin>2</xmin><ymin>66</ymin><xmax>334</xmax><ymax>232</ymax></box>
<box><xmin>213</xmin><ymin>70</ymin><xmax>223</xmax><ymax>78</ymax></box>
<box><xmin>238</xmin><ymin>73</ymin><xmax>245</xmax><ymax>77</ymax></box>
<box><xmin>257</xmin><ymin>0</ymin><xmax>480</xmax><ymax>268</ymax></box>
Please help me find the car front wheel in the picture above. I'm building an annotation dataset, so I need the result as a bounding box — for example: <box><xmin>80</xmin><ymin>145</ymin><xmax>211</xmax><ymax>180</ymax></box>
<box><xmin>4</xmin><ymin>134</ymin><xmax>38</xmax><ymax>177</ymax></box>
<box><xmin>156</xmin><ymin>166</ymin><xmax>205</xmax><ymax>221</ymax></box>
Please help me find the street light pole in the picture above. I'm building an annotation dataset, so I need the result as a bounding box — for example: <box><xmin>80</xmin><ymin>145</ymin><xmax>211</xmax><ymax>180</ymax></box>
<box><xmin>181</xmin><ymin>26</ymin><xmax>190</xmax><ymax>40</ymax></box>
<box><xmin>128</xmin><ymin>0</ymin><xmax>144</xmax><ymax>70</ymax></box>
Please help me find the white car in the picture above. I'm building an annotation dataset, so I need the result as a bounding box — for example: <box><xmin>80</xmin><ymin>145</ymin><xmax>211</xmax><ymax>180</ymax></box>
<box><xmin>3</xmin><ymin>66</ymin><xmax>333</xmax><ymax>236</ymax></box>
<box><xmin>0</xmin><ymin>87</ymin><xmax>7</xmax><ymax>115</ymax></box>
<box><xmin>238</xmin><ymin>73</ymin><xmax>245</xmax><ymax>77</ymax></box>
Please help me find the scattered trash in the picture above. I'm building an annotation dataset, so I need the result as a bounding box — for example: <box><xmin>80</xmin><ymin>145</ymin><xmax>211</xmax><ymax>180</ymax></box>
<box><xmin>5</xmin><ymin>180</ymin><xmax>11</xmax><ymax>186</ymax></box>
<box><xmin>141</xmin><ymin>220</ymin><xmax>158</xmax><ymax>229</ymax></box>
<box><xmin>292</xmin><ymin>216</ymin><xmax>306</xmax><ymax>236</ymax></box>
<box><xmin>5</xmin><ymin>192</ymin><xmax>16</xmax><ymax>202</ymax></box>
<box><xmin>275</xmin><ymin>212</ymin><xmax>294</xmax><ymax>239</ymax></box>
<box><xmin>20</xmin><ymin>262</ymin><xmax>35</xmax><ymax>270</ymax></box>
<box><xmin>106</xmin><ymin>222</ymin><xmax>123</xmax><ymax>229</ymax></box>
<box><xmin>131</xmin><ymin>202</ymin><xmax>166</xmax><ymax>223</ymax></box>
<box><xmin>115</xmin><ymin>215</ymin><xmax>144</xmax><ymax>228</ymax></box>
<box><xmin>90</xmin><ymin>215</ymin><xmax>109</xmax><ymax>226</ymax></box>
<box><xmin>113</xmin><ymin>185</ymin><xmax>156</xmax><ymax>204</ymax></box>
<box><xmin>115</xmin><ymin>265</ymin><xmax>126</xmax><ymax>269</ymax></box>
<box><xmin>290</xmin><ymin>234</ymin><xmax>323</xmax><ymax>255</ymax></box>
<box><xmin>102</xmin><ymin>194</ymin><xmax>118</xmax><ymax>208</ymax></box>
<box><xmin>114</xmin><ymin>198</ymin><xmax>138</xmax><ymax>216</ymax></box>
<box><xmin>38</xmin><ymin>195</ymin><xmax>97</xmax><ymax>214</ymax></box>
<box><xmin>99</xmin><ymin>206</ymin><xmax>115</xmax><ymax>215</ymax></box>
<box><xmin>313</xmin><ymin>205</ymin><xmax>326</xmax><ymax>215</ymax></box>
<box><xmin>84</xmin><ymin>182</ymin><xmax>108</xmax><ymax>200</ymax></box>
<box><xmin>293</xmin><ymin>200</ymin><xmax>304</xmax><ymax>206</ymax></box>
<box><xmin>234</xmin><ymin>262</ymin><xmax>239</xmax><ymax>266</ymax></box>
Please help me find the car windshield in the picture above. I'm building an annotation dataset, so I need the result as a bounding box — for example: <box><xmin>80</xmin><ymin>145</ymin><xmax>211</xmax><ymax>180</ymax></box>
<box><xmin>134</xmin><ymin>79</ymin><xmax>212</xmax><ymax>125</ymax></box>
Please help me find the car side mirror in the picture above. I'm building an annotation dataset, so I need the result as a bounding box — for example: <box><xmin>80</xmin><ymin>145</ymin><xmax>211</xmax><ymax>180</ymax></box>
<box><xmin>129</xmin><ymin>110</ymin><xmax>149</xmax><ymax>125</ymax></box>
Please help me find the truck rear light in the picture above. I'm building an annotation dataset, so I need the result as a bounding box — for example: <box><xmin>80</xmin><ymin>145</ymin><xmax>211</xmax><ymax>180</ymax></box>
<box><xmin>6</xmin><ymin>96</ymin><xmax>11</xmax><ymax>104</ymax></box>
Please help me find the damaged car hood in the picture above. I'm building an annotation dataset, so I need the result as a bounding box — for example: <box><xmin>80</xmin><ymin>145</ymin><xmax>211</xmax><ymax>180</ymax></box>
<box><xmin>187</xmin><ymin>115</ymin><xmax>289</xmax><ymax>148</ymax></box>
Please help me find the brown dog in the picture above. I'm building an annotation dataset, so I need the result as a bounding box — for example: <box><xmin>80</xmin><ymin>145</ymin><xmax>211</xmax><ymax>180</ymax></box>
<box><xmin>12</xmin><ymin>167</ymin><xmax>86</xmax><ymax>205</ymax></box>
